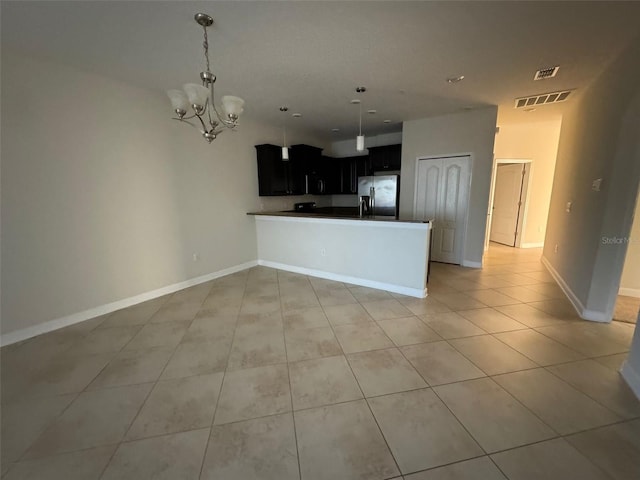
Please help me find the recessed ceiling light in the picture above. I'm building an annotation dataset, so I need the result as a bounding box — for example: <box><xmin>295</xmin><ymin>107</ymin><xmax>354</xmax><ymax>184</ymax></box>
<box><xmin>523</xmin><ymin>107</ymin><xmax>537</xmax><ymax>112</ymax></box>
<box><xmin>350</xmin><ymin>99</ymin><xmax>361</xmax><ymax>105</ymax></box>
<box><xmin>331</xmin><ymin>128</ymin><xmax>340</xmax><ymax>132</ymax></box>
<box><xmin>292</xmin><ymin>113</ymin><xmax>302</xmax><ymax>117</ymax></box>
<box><xmin>383</xmin><ymin>119</ymin><xmax>392</xmax><ymax>124</ymax></box>
<box><xmin>367</xmin><ymin>110</ymin><xmax>377</xmax><ymax>114</ymax></box>
<box><xmin>446</xmin><ymin>75</ymin><xmax>465</xmax><ymax>84</ymax></box>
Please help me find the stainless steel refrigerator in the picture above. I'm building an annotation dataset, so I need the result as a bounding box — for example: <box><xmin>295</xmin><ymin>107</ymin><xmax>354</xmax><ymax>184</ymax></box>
<box><xmin>357</xmin><ymin>175</ymin><xmax>400</xmax><ymax>218</ymax></box>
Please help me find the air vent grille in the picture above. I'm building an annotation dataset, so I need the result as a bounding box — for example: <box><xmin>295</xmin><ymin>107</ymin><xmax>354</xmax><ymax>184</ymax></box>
<box><xmin>515</xmin><ymin>90</ymin><xmax>572</xmax><ymax>109</ymax></box>
<box><xmin>534</xmin><ymin>66</ymin><xmax>559</xmax><ymax>80</ymax></box>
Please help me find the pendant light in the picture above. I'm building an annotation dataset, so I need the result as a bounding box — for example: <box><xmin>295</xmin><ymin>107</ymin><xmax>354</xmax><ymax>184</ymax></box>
<box><xmin>280</xmin><ymin>107</ymin><xmax>289</xmax><ymax>161</ymax></box>
<box><xmin>354</xmin><ymin>86</ymin><xmax>366</xmax><ymax>152</ymax></box>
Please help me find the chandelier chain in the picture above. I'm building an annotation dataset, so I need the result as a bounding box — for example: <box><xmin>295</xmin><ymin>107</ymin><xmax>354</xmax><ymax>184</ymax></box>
<box><xmin>202</xmin><ymin>25</ymin><xmax>211</xmax><ymax>73</ymax></box>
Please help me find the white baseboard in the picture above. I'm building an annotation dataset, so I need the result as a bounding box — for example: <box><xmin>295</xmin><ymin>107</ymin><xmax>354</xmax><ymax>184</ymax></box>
<box><xmin>257</xmin><ymin>260</ymin><xmax>427</xmax><ymax>299</ymax></box>
<box><xmin>619</xmin><ymin>287</ymin><xmax>640</xmax><ymax>298</ymax></box>
<box><xmin>621</xmin><ymin>360</ymin><xmax>640</xmax><ymax>400</ymax></box>
<box><xmin>540</xmin><ymin>256</ymin><xmax>609</xmax><ymax>323</ymax></box>
<box><xmin>0</xmin><ymin>260</ymin><xmax>258</xmax><ymax>347</ymax></box>
<box><xmin>461</xmin><ymin>260</ymin><xmax>482</xmax><ymax>268</ymax></box>
<box><xmin>520</xmin><ymin>242</ymin><xmax>544</xmax><ymax>249</ymax></box>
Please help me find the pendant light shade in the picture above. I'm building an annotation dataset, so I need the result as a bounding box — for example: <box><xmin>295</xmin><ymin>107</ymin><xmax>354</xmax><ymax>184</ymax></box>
<box><xmin>282</xmin><ymin>146</ymin><xmax>289</xmax><ymax>160</ymax></box>
<box><xmin>356</xmin><ymin>135</ymin><xmax>365</xmax><ymax>152</ymax></box>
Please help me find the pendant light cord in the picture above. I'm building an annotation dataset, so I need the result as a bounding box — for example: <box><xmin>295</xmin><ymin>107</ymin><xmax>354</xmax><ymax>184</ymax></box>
<box><xmin>283</xmin><ymin>116</ymin><xmax>287</xmax><ymax>148</ymax></box>
<box><xmin>359</xmin><ymin>101</ymin><xmax>362</xmax><ymax>136</ymax></box>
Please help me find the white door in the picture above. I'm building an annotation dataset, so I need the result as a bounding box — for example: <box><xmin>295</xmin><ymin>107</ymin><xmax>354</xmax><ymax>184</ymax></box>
<box><xmin>415</xmin><ymin>156</ymin><xmax>471</xmax><ymax>264</ymax></box>
<box><xmin>490</xmin><ymin>164</ymin><xmax>525</xmax><ymax>246</ymax></box>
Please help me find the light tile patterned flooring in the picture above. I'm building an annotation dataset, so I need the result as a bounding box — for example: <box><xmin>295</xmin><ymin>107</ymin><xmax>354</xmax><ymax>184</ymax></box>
<box><xmin>1</xmin><ymin>244</ymin><xmax>640</xmax><ymax>479</ymax></box>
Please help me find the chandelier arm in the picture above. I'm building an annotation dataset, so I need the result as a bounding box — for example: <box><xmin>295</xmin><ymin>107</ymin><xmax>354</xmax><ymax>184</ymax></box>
<box><xmin>172</xmin><ymin>117</ymin><xmax>200</xmax><ymax>131</ymax></box>
<box><xmin>206</xmin><ymin>99</ymin><xmax>214</xmax><ymax>127</ymax></box>
<box><xmin>193</xmin><ymin>113</ymin><xmax>210</xmax><ymax>133</ymax></box>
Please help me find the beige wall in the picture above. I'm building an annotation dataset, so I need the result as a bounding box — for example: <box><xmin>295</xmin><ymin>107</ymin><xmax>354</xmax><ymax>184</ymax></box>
<box><xmin>543</xmin><ymin>36</ymin><xmax>640</xmax><ymax>320</ymax></box>
<box><xmin>620</xmin><ymin>192</ymin><xmax>640</xmax><ymax>297</ymax></box>
<box><xmin>0</xmin><ymin>51</ymin><xmax>327</xmax><ymax>337</ymax></box>
<box><xmin>493</xmin><ymin>119</ymin><xmax>562</xmax><ymax>246</ymax></box>
<box><xmin>400</xmin><ymin>108</ymin><xmax>498</xmax><ymax>266</ymax></box>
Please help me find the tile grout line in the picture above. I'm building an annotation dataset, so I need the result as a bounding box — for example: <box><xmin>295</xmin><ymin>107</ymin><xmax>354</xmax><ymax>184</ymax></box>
<box><xmin>197</xmin><ymin>276</ymin><xmax>249</xmax><ymax>479</ymax></box>
<box><xmin>312</xmin><ymin>280</ymin><xmax>404</xmax><ymax>478</ymax></box>
<box><xmin>277</xmin><ymin>271</ymin><xmax>304</xmax><ymax>480</ymax></box>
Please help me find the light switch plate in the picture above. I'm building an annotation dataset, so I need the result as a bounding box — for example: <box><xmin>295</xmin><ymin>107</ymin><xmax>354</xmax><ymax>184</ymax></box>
<box><xmin>592</xmin><ymin>178</ymin><xmax>603</xmax><ymax>191</ymax></box>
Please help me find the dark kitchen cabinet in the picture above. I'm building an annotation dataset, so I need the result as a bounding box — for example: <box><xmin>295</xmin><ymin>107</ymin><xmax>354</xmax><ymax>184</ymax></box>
<box><xmin>321</xmin><ymin>156</ymin><xmax>341</xmax><ymax>195</ymax></box>
<box><xmin>255</xmin><ymin>144</ymin><xmax>303</xmax><ymax>196</ymax></box>
<box><xmin>291</xmin><ymin>144</ymin><xmax>329</xmax><ymax>195</ymax></box>
<box><xmin>338</xmin><ymin>155</ymin><xmax>370</xmax><ymax>194</ymax></box>
<box><xmin>369</xmin><ymin>144</ymin><xmax>402</xmax><ymax>172</ymax></box>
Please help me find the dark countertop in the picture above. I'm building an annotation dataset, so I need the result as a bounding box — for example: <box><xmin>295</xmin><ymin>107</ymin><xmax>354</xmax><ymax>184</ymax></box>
<box><xmin>247</xmin><ymin>207</ymin><xmax>430</xmax><ymax>224</ymax></box>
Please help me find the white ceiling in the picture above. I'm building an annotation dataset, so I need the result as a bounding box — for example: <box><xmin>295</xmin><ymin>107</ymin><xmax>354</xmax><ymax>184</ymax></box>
<box><xmin>3</xmin><ymin>1</ymin><xmax>640</xmax><ymax>141</ymax></box>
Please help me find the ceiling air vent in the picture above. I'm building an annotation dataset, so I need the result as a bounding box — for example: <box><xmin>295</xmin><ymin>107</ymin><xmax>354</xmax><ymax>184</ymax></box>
<box><xmin>515</xmin><ymin>90</ymin><xmax>572</xmax><ymax>109</ymax></box>
<box><xmin>534</xmin><ymin>66</ymin><xmax>559</xmax><ymax>80</ymax></box>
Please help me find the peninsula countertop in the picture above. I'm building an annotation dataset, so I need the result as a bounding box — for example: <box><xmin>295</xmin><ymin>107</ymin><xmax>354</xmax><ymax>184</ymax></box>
<box><xmin>247</xmin><ymin>208</ymin><xmax>431</xmax><ymax>225</ymax></box>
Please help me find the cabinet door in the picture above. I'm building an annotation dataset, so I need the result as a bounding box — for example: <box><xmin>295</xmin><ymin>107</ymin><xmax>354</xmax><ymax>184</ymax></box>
<box><xmin>369</xmin><ymin>144</ymin><xmax>401</xmax><ymax>171</ymax></box>
<box><xmin>338</xmin><ymin>158</ymin><xmax>354</xmax><ymax>194</ymax></box>
<box><xmin>386</xmin><ymin>144</ymin><xmax>402</xmax><ymax>170</ymax></box>
<box><xmin>256</xmin><ymin>144</ymin><xmax>289</xmax><ymax>196</ymax></box>
<box><xmin>291</xmin><ymin>144</ymin><xmax>323</xmax><ymax>194</ymax></box>
<box><xmin>319</xmin><ymin>156</ymin><xmax>340</xmax><ymax>194</ymax></box>
<box><xmin>353</xmin><ymin>155</ymin><xmax>370</xmax><ymax>187</ymax></box>
<box><xmin>369</xmin><ymin>147</ymin><xmax>387</xmax><ymax>171</ymax></box>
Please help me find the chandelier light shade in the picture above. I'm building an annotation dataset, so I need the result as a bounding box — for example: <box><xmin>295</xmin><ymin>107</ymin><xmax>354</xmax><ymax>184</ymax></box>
<box><xmin>167</xmin><ymin>13</ymin><xmax>245</xmax><ymax>143</ymax></box>
<box><xmin>167</xmin><ymin>90</ymin><xmax>190</xmax><ymax>113</ymax></box>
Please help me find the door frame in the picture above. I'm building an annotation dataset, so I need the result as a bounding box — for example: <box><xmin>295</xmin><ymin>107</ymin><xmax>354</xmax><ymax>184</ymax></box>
<box><xmin>413</xmin><ymin>153</ymin><xmax>473</xmax><ymax>265</ymax></box>
<box><xmin>485</xmin><ymin>158</ymin><xmax>534</xmax><ymax>250</ymax></box>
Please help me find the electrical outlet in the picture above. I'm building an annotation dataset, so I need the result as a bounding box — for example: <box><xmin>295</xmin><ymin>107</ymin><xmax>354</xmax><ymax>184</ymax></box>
<box><xmin>565</xmin><ymin>201</ymin><xmax>572</xmax><ymax>213</ymax></box>
<box><xmin>192</xmin><ymin>253</ymin><xmax>200</xmax><ymax>262</ymax></box>
<box><xmin>554</xmin><ymin>244</ymin><xmax>559</xmax><ymax>253</ymax></box>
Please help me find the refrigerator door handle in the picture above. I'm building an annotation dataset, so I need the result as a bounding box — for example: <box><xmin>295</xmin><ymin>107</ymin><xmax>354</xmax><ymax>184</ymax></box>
<box><xmin>305</xmin><ymin>175</ymin><xmax>309</xmax><ymax>195</ymax></box>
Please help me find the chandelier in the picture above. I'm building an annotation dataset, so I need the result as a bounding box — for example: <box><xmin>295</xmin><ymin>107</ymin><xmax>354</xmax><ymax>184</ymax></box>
<box><xmin>167</xmin><ymin>13</ymin><xmax>245</xmax><ymax>143</ymax></box>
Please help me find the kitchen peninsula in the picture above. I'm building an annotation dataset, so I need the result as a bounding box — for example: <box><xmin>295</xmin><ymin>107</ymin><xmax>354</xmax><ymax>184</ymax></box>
<box><xmin>248</xmin><ymin>211</ymin><xmax>432</xmax><ymax>298</ymax></box>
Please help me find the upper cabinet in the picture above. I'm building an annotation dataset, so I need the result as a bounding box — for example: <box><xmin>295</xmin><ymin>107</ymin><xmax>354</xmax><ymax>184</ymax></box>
<box><xmin>256</xmin><ymin>144</ymin><xmax>304</xmax><ymax>196</ymax></box>
<box><xmin>369</xmin><ymin>144</ymin><xmax>402</xmax><ymax>172</ymax></box>
<box><xmin>337</xmin><ymin>155</ymin><xmax>370</xmax><ymax>194</ymax></box>
<box><xmin>256</xmin><ymin>143</ymin><xmax>399</xmax><ymax>196</ymax></box>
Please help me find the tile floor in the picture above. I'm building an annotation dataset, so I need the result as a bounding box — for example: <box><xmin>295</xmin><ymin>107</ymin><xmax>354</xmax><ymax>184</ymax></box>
<box><xmin>1</xmin><ymin>244</ymin><xmax>640</xmax><ymax>479</ymax></box>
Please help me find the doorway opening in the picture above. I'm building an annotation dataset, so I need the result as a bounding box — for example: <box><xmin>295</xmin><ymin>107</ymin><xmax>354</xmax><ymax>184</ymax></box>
<box><xmin>489</xmin><ymin>159</ymin><xmax>533</xmax><ymax>247</ymax></box>
<box><xmin>615</xmin><ymin>188</ymin><xmax>640</xmax><ymax>323</ymax></box>
<box><xmin>414</xmin><ymin>155</ymin><xmax>471</xmax><ymax>265</ymax></box>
